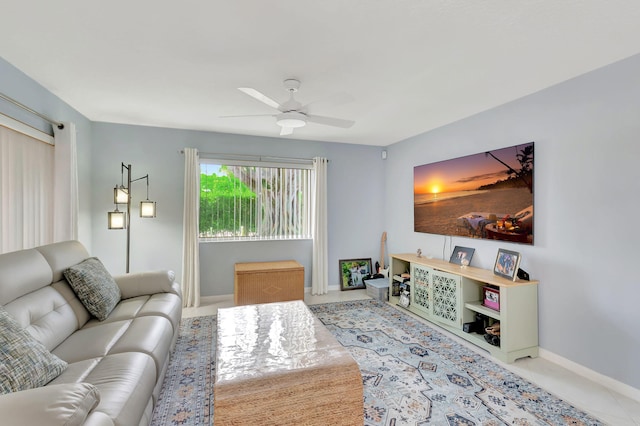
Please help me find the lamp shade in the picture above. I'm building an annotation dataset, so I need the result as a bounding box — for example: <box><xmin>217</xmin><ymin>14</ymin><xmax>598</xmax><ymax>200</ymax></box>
<box><xmin>114</xmin><ymin>186</ymin><xmax>129</xmax><ymax>204</ymax></box>
<box><xmin>140</xmin><ymin>200</ymin><xmax>157</xmax><ymax>218</ymax></box>
<box><xmin>108</xmin><ymin>211</ymin><xmax>126</xmax><ymax>229</ymax></box>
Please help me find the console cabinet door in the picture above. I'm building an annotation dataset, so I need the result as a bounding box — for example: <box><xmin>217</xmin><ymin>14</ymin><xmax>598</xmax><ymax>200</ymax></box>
<box><xmin>411</xmin><ymin>263</ymin><xmax>431</xmax><ymax>317</ymax></box>
<box><xmin>430</xmin><ymin>270</ymin><xmax>461</xmax><ymax>328</ymax></box>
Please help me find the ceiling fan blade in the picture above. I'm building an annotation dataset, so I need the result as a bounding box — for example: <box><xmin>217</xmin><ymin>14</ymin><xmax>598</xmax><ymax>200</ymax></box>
<box><xmin>238</xmin><ymin>88</ymin><xmax>281</xmax><ymax>110</ymax></box>
<box><xmin>280</xmin><ymin>127</ymin><xmax>294</xmax><ymax>136</ymax></box>
<box><xmin>306</xmin><ymin>114</ymin><xmax>355</xmax><ymax>129</ymax></box>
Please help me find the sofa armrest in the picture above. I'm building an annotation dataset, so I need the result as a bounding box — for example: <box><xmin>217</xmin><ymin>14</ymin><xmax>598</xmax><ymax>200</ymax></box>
<box><xmin>0</xmin><ymin>383</ymin><xmax>100</xmax><ymax>426</ymax></box>
<box><xmin>114</xmin><ymin>270</ymin><xmax>181</xmax><ymax>299</ymax></box>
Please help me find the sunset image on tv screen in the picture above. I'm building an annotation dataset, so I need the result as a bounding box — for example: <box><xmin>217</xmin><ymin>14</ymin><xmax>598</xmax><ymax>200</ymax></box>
<box><xmin>414</xmin><ymin>142</ymin><xmax>534</xmax><ymax>244</ymax></box>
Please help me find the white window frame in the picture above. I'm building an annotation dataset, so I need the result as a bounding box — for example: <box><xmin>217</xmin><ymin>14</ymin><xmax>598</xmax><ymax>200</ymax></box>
<box><xmin>199</xmin><ymin>156</ymin><xmax>313</xmax><ymax>242</ymax></box>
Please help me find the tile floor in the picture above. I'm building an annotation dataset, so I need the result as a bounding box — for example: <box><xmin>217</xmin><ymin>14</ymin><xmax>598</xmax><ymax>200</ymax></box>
<box><xmin>183</xmin><ymin>290</ymin><xmax>640</xmax><ymax>425</ymax></box>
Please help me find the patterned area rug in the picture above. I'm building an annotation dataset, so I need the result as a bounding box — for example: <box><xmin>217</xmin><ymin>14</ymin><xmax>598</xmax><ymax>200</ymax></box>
<box><xmin>150</xmin><ymin>299</ymin><xmax>603</xmax><ymax>426</ymax></box>
<box><xmin>151</xmin><ymin>316</ymin><xmax>215</xmax><ymax>425</ymax></box>
<box><xmin>311</xmin><ymin>300</ymin><xmax>603</xmax><ymax>426</ymax></box>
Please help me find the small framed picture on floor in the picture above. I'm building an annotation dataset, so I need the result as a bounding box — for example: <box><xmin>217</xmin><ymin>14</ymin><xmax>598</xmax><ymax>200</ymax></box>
<box><xmin>339</xmin><ymin>258</ymin><xmax>372</xmax><ymax>290</ymax></box>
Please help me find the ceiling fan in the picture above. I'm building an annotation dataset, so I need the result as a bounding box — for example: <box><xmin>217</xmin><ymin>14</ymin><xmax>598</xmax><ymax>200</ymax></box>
<box><xmin>224</xmin><ymin>79</ymin><xmax>355</xmax><ymax>136</ymax></box>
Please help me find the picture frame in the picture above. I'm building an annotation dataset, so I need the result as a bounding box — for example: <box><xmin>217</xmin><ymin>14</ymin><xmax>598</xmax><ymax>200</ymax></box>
<box><xmin>449</xmin><ymin>246</ymin><xmax>475</xmax><ymax>266</ymax></box>
<box><xmin>339</xmin><ymin>258</ymin><xmax>372</xmax><ymax>290</ymax></box>
<box><xmin>493</xmin><ymin>248</ymin><xmax>521</xmax><ymax>281</ymax></box>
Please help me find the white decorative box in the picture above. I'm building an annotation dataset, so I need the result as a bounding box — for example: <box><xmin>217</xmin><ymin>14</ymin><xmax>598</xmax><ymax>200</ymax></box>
<box><xmin>365</xmin><ymin>278</ymin><xmax>389</xmax><ymax>301</ymax></box>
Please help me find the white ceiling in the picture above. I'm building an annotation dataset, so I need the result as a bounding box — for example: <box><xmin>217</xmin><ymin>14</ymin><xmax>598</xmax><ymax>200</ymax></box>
<box><xmin>2</xmin><ymin>1</ymin><xmax>640</xmax><ymax>146</ymax></box>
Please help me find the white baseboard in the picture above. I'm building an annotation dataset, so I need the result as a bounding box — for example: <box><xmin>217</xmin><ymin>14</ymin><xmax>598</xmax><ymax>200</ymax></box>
<box><xmin>304</xmin><ymin>285</ymin><xmax>341</xmax><ymax>293</ymax></box>
<box><xmin>199</xmin><ymin>294</ymin><xmax>232</xmax><ymax>303</ymax></box>
<box><xmin>539</xmin><ymin>348</ymin><xmax>640</xmax><ymax>402</ymax></box>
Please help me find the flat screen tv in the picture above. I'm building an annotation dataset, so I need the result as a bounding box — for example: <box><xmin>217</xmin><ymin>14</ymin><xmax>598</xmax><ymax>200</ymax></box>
<box><xmin>414</xmin><ymin>142</ymin><xmax>534</xmax><ymax>245</ymax></box>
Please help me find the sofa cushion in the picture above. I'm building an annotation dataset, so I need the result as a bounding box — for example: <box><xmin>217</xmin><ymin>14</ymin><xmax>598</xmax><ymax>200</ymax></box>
<box><xmin>82</xmin><ymin>292</ymin><xmax>182</xmax><ymax>336</ymax></box>
<box><xmin>51</xmin><ymin>352</ymin><xmax>158</xmax><ymax>426</ymax></box>
<box><xmin>108</xmin><ymin>315</ymin><xmax>174</xmax><ymax>378</ymax></box>
<box><xmin>35</xmin><ymin>240</ymin><xmax>91</xmax><ymax>283</ymax></box>
<box><xmin>0</xmin><ymin>247</ymin><xmax>52</xmax><ymax>305</ymax></box>
<box><xmin>4</xmin><ymin>286</ymin><xmax>81</xmax><ymax>352</ymax></box>
<box><xmin>0</xmin><ymin>383</ymin><xmax>100</xmax><ymax>426</ymax></box>
<box><xmin>52</xmin><ymin>320</ymin><xmax>132</xmax><ymax>363</ymax></box>
<box><xmin>64</xmin><ymin>257</ymin><xmax>121</xmax><ymax>321</ymax></box>
<box><xmin>0</xmin><ymin>306</ymin><xmax>67</xmax><ymax>394</ymax></box>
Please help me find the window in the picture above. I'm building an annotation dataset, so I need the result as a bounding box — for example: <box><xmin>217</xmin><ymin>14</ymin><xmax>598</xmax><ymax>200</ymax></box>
<box><xmin>199</xmin><ymin>161</ymin><xmax>311</xmax><ymax>241</ymax></box>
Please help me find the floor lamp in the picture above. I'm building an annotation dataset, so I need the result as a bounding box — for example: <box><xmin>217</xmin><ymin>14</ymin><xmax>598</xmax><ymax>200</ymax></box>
<box><xmin>108</xmin><ymin>163</ymin><xmax>156</xmax><ymax>273</ymax></box>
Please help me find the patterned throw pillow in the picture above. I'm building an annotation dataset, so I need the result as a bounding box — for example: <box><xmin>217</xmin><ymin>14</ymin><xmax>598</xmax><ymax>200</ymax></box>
<box><xmin>0</xmin><ymin>306</ymin><xmax>68</xmax><ymax>394</ymax></box>
<box><xmin>64</xmin><ymin>257</ymin><xmax>121</xmax><ymax>321</ymax></box>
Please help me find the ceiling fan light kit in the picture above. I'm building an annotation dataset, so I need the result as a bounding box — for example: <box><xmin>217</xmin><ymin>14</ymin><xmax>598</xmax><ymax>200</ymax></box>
<box><xmin>228</xmin><ymin>78</ymin><xmax>354</xmax><ymax>136</ymax></box>
<box><xmin>276</xmin><ymin>112</ymin><xmax>306</xmax><ymax>128</ymax></box>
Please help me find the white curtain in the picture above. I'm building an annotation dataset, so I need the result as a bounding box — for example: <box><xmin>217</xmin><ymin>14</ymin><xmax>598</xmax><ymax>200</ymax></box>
<box><xmin>53</xmin><ymin>122</ymin><xmax>78</xmax><ymax>242</ymax></box>
<box><xmin>311</xmin><ymin>157</ymin><xmax>328</xmax><ymax>295</ymax></box>
<box><xmin>182</xmin><ymin>148</ymin><xmax>200</xmax><ymax>307</ymax></box>
<box><xmin>0</xmin><ymin>124</ymin><xmax>54</xmax><ymax>253</ymax></box>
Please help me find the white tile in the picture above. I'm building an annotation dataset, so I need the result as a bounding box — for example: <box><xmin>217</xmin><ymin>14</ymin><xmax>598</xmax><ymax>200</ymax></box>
<box><xmin>181</xmin><ymin>295</ymin><xmax>235</xmax><ymax>318</ymax></box>
<box><xmin>305</xmin><ymin>289</ymin><xmax>370</xmax><ymax>305</ymax></box>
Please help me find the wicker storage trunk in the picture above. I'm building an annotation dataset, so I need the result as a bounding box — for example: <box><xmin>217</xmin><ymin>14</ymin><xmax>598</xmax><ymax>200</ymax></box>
<box><xmin>234</xmin><ymin>260</ymin><xmax>304</xmax><ymax>305</ymax></box>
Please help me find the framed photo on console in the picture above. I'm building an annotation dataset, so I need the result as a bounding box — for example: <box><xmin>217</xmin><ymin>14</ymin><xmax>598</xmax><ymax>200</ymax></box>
<box><xmin>449</xmin><ymin>246</ymin><xmax>475</xmax><ymax>266</ymax></box>
<box><xmin>493</xmin><ymin>248</ymin><xmax>521</xmax><ymax>281</ymax></box>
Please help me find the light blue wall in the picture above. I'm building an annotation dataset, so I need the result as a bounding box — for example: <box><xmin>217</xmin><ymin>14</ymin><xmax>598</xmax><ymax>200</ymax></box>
<box><xmin>90</xmin><ymin>123</ymin><xmax>387</xmax><ymax>294</ymax></box>
<box><xmin>0</xmin><ymin>57</ymin><xmax>93</xmax><ymax>247</ymax></box>
<box><xmin>2</xmin><ymin>51</ymin><xmax>639</xmax><ymax>391</ymax></box>
<box><xmin>384</xmin><ymin>53</ymin><xmax>640</xmax><ymax>390</ymax></box>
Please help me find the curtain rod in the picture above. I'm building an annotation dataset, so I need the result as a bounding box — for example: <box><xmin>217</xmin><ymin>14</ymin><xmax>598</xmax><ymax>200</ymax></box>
<box><xmin>0</xmin><ymin>92</ymin><xmax>64</xmax><ymax>130</ymax></box>
<box><xmin>178</xmin><ymin>150</ymin><xmax>318</xmax><ymax>164</ymax></box>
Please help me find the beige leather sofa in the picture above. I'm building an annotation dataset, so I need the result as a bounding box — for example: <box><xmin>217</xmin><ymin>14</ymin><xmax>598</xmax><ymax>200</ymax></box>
<box><xmin>0</xmin><ymin>240</ymin><xmax>182</xmax><ymax>425</ymax></box>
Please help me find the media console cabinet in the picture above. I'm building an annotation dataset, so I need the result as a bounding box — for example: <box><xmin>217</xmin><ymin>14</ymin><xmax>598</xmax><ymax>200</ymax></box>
<box><xmin>389</xmin><ymin>253</ymin><xmax>539</xmax><ymax>363</ymax></box>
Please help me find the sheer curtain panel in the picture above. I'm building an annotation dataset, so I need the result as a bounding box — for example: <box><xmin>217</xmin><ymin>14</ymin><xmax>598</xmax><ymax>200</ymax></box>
<box><xmin>53</xmin><ymin>122</ymin><xmax>78</xmax><ymax>242</ymax></box>
<box><xmin>182</xmin><ymin>148</ymin><xmax>200</xmax><ymax>307</ymax></box>
<box><xmin>311</xmin><ymin>157</ymin><xmax>329</xmax><ymax>295</ymax></box>
<box><xmin>0</xmin><ymin>125</ymin><xmax>54</xmax><ymax>253</ymax></box>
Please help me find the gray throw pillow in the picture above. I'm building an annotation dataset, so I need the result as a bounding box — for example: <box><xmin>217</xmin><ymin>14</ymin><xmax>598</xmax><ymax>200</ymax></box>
<box><xmin>64</xmin><ymin>257</ymin><xmax>121</xmax><ymax>321</ymax></box>
<box><xmin>0</xmin><ymin>306</ymin><xmax>68</xmax><ymax>394</ymax></box>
